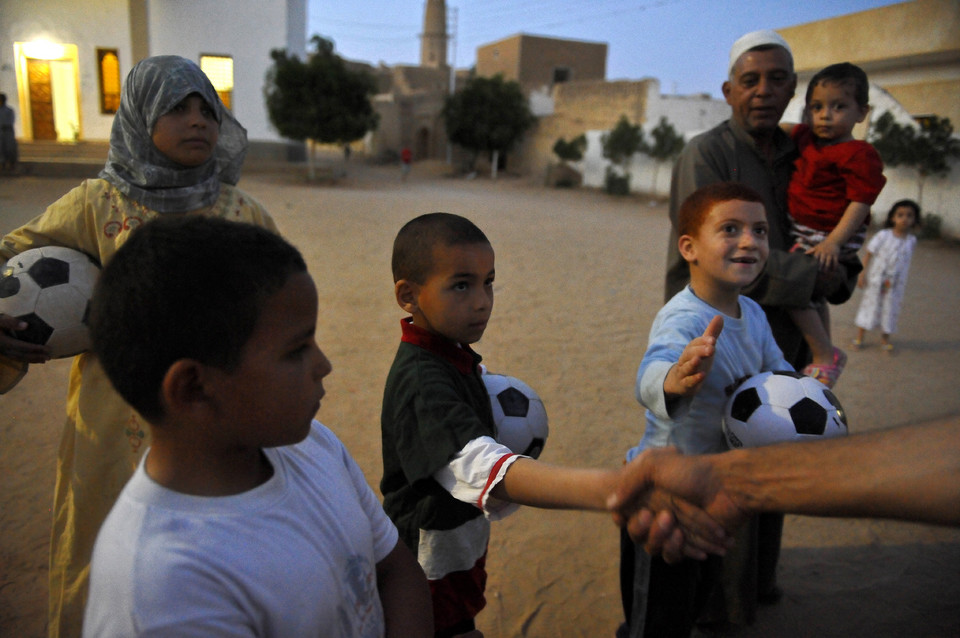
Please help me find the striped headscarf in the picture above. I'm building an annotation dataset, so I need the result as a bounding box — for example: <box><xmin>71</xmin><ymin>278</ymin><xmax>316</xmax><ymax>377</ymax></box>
<box><xmin>100</xmin><ymin>55</ymin><xmax>248</xmax><ymax>213</ymax></box>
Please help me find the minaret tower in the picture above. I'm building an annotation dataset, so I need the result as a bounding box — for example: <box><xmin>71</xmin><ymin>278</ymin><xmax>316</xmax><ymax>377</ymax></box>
<box><xmin>420</xmin><ymin>0</ymin><xmax>448</xmax><ymax>68</ymax></box>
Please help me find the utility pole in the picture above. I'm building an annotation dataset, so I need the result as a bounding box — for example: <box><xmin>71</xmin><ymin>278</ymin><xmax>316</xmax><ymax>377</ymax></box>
<box><xmin>446</xmin><ymin>5</ymin><xmax>457</xmax><ymax>165</ymax></box>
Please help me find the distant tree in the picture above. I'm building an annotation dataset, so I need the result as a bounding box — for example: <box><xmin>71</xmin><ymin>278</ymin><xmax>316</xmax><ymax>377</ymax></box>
<box><xmin>264</xmin><ymin>35</ymin><xmax>379</xmax><ymax>179</ymax></box>
<box><xmin>644</xmin><ymin>117</ymin><xmax>685</xmax><ymax>191</ymax></box>
<box><xmin>601</xmin><ymin>115</ymin><xmax>644</xmax><ymax>195</ymax></box>
<box><xmin>443</xmin><ymin>74</ymin><xmax>535</xmax><ymax>177</ymax></box>
<box><xmin>870</xmin><ymin>112</ymin><xmax>960</xmax><ymax>205</ymax></box>
<box><xmin>553</xmin><ymin>134</ymin><xmax>587</xmax><ymax>163</ymax></box>
<box><xmin>549</xmin><ymin>134</ymin><xmax>588</xmax><ymax>188</ymax></box>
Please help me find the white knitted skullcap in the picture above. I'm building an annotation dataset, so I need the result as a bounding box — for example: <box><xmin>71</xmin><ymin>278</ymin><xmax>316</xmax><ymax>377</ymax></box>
<box><xmin>729</xmin><ymin>30</ymin><xmax>792</xmax><ymax>74</ymax></box>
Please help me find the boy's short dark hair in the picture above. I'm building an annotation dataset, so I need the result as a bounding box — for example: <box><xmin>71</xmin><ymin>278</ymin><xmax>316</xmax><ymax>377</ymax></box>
<box><xmin>806</xmin><ymin>62</ymin><xmax>869</xmax><ymax>108</ymax></box>
<box><xmin>677</xmin><ymin>182</ymin><xmax>765</xmax><ymax>238</ymax></box>
<box><xmin>90</xmin><ymin>216</ymin><xmax>306</xmax><ymax>421</ymax></box>
<box><xmin>391</xmin><ymin>212</ymin><xmax>489</xmax><ymax>283</ymax></box>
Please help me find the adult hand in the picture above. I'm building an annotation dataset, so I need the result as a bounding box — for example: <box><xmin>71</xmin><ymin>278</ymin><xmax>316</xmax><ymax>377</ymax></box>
<box><xmin>0</xmin><ymin>314</ymin><xmax>50</xmax><ymax>363</ymax></box>
<box><xmin>609</xmin><ymin>448</ymin><xmax>748</xmax><ymax>561</ymax></box>
<box><xmin>609</xmin><ymin>447</ymin><xmax>736</xmax><ymax>562</ymax></box>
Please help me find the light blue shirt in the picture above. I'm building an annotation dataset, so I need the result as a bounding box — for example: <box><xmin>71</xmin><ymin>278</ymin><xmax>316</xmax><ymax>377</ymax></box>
<box><xmin>627</xmin><ymin>286</ymin><xmax>792</xmax><ymax>459</ymax></box>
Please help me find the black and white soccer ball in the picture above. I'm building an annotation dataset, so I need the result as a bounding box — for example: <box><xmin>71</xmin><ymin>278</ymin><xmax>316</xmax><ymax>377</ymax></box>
<box><xmin>482</xmin><ymin>373</ymin><xmax>549</xmax><ymax>458</ymax></box>
<box><xmin>722</xmin><ymin>370</ymin><xmax>848</xmax><ymax>449</ymax></box>
<box><xmin>0</xmin><ymin>246</ymin><xmax>101</xmax><ymax>359</ymax></box>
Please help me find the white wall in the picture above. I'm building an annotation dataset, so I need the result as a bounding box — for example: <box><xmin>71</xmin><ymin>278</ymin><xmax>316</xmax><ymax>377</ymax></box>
<box><xmin>0</xmin><ymin>0</ymin><xmax>307</xmax><ymax>144</ymax></box>
<box><xmin>643</xmin><ymin>78</ymin><xmax>731</xmax><ymax>138</ymax></box>
<box><xmin>0</xmin><ymin>0</ymin><xmax>132</xmax><ymax>140</ymax></box>
<box><xmin>577</xmin><ymin>82</ymin><xmax>730</xmax><ymax>199</ymax></box>
<box><xmin>147</xmin><ymin>0</ymin><xmax>306</xmax><ymax>142</ymax></box>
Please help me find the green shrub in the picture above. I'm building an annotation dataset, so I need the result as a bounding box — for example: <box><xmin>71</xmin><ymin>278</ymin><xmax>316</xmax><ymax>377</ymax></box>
<box><xmin>919</xmin><ymin>212</ymin><xmax>942</xmax><ymax>240</ymax></box>
<box><xmin>604</xmin><ymin>168</ymin><xmax>630</xmax><ymax>196</ymax></box>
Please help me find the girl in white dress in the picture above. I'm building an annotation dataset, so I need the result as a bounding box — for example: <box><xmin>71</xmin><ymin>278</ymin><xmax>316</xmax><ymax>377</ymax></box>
<box><xmin>853</xmin><ymin>199</ymin><xmax>921</xmax><ymax>351</ymax></box>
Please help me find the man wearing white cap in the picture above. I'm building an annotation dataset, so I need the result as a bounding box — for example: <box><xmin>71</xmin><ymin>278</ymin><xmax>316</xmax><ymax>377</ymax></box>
<box><xmin>621</xmin><ymin>30</ymin><xmax>838</xmax><ymax>638</ymax></box>
<box><xmin>663</xmin><ymin>29</ymin><xmax>834</xmax><ymax>367</ymax></box>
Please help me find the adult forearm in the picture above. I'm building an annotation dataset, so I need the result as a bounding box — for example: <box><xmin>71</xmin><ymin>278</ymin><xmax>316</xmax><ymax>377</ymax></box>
<box><xmin>713</xmin><ymin>420</ymin><xmax>960</xmax><ymax>526</ymax></box>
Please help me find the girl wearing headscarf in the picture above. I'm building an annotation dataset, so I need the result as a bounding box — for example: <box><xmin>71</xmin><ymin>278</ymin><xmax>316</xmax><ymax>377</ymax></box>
<box><xmin>0</xmin><ymin>55</ymin><xmax>278</xmax><ymax>637</ymax></box>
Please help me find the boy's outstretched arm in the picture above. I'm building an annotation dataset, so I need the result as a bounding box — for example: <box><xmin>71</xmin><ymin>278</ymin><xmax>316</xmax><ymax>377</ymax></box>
<box><xmin>376</xmin><ymin>540</ymin><xmax>434</xmax><ymax>638</ymax></box>
<box><xmin>491</xmin><ymin>458</ymin><xmax>729</xmax><ymax>558</ymax></box>
<box><xmin>662</xmin><ymin>315</ymin><xmax>723</xmax><ymax>399</ymax></box>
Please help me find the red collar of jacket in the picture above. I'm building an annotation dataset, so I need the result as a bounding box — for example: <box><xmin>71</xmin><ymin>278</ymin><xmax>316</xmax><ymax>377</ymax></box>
<box><xmin>400</xmin><ymin>317</ymin><xmax>480</xmax><ymax>376</ymax></box>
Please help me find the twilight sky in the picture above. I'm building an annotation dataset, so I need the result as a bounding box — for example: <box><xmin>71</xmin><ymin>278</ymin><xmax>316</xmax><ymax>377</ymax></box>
<box><xmin>308</xmin><ymin>0</ymin><xmax>904</xmax><ymax>97</ymax></box>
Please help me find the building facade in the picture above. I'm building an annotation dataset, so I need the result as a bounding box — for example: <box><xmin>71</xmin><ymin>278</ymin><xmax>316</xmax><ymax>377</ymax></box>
<box><xmin>476</xmin><ymin>33</ymin><xmax>607</xmax><ymax>96</ymax></box>
<box><xmin>0</xmin><ymin>0</ymin><xmax>307</xmax><ymax>159</ymax></box>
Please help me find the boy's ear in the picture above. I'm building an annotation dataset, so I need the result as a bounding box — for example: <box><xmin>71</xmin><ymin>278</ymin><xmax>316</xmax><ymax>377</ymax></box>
<box><xmin>394</xmin><ymin>279</ymin><xmax>419</xmax><ymax>314</ymax></box>
<box><xmin>161</xmin><ymin>359</ymin><xmax>216</xmax><ymax>419</ymax></box>
<box><xmin>678</xmin><ymin>234</ymin><xmax>697</xmax><ymax>263</ymax></box>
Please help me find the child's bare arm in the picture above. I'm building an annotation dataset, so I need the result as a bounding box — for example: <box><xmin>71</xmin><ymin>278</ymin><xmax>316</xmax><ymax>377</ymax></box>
<box><xmin>662</xmin><ymin>315</ymin><xmax>724</xmax><ymax>399</ymax></box>
<box><xmin>492</xmin><ymin>458</ymin><xmax>620</xmax><ymax>510</ymax></box>
<box><xmin>492</xmin><ymin>458</ymin><xmax>729</xmax><ymax>557</ymax></box>
<box><xmin>807</xmin><ymin>201</ymin><xmax>870</xmax><ymax>271</ymax></box>
<box><xmin>376</xmin><ymin>540</ymin><xmax>434</xmax><ymax>638</ymax></box>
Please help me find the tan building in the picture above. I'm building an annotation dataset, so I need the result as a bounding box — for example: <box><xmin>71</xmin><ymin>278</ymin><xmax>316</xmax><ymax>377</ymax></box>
<box><xmin>476</xmin><ymin>34</ymin><xmax>607</xmax><ymax>95</ymax></box>
<box><xmin>778</xmin><ymin>0</ymin><xmax>960</xmax><ymax>125</ymax></box>
<box><xmin>357</xmin><ymin>0</ymin><xmax>459</xmax><ymax>161</ymax></box>
<box><xmin>363</xmin><ymin>62</ymin><xmax>453</xmax><ymax>161</ymax></box>
<box><xmin>513</xmin><ymin>78</ymin><xmax>652</xmax><ymax>178</ymax></box>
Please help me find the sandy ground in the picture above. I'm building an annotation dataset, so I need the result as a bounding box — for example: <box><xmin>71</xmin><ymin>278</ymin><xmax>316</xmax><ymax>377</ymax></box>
<box><xmin>1</xmin><ymin>162</ymin><xmax>959</xmax><ymax>637</ymax></box>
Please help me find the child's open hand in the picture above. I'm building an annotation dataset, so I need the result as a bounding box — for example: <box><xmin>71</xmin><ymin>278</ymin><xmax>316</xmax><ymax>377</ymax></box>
<box><xmin>663</xmin><ymin>315</ymin><xmax>723</xmax><ymax>399</ymax></box>
<box><xmin>0</xmin><ymin>313</ymin><xmax>51</xmax><ymax>363</ymax></box>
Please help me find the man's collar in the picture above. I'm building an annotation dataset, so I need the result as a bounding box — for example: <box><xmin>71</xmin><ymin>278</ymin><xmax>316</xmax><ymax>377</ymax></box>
<box><xmin>727</xmin><ymin>118</ymin><xmax>795</xmax><ymax>160</ymax></box>
<box><xmin>399</xmin><ymin>318</ymin><xmax>480</xmax><ymax>376</ymax></box>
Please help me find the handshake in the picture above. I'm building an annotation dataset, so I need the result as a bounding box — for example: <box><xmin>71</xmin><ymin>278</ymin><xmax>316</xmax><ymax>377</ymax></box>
<box><xmin>607</xmin><ymin>446</ymin><xmax>748</xmax><ymax>564</ymax></box>
<box><xmin>608</xmin><ymin>419</ymin><xmax>960</xmax><ymax>560</ymax></box>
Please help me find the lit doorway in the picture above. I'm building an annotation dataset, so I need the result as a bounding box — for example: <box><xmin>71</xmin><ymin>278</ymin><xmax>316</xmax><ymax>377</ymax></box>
<box><xmin>14</xmin><ymin>41</ymin><xmax>81</xmax><ymax>142</ymax></box>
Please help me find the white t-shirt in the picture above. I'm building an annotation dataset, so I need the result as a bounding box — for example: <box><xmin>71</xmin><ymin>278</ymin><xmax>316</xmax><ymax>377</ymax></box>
<box><xmin>83</xmin><ymin>422</ymin><xmax>398</xmax><ymax>638</ymax></box>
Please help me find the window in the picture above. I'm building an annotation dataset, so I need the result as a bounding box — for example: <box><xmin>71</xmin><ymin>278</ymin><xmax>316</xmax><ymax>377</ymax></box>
<box><xmin>97</xmin><ymin>48</ymin><xmax>121</xmax><ymax>114</ymax></box>
<box><xmin>553</xmin><ymin>67</ymin><xmax>571</xmax><ymax>85</ymax></box>
<box><xmin>200</xmin><ymin>55</ymin><xmax>234</xmax><ymax>110</ymax></box>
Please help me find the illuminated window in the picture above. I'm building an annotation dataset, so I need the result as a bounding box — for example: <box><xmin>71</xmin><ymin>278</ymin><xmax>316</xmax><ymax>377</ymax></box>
<box><xmin>97</xmin><ymin>48</ymin><xmax>121</xmax><ymax>113</ymax></box>
<box><xmin>200</xmin><ymin>55</ymin><xmax>234</xmax><ymax>110</ymax></box>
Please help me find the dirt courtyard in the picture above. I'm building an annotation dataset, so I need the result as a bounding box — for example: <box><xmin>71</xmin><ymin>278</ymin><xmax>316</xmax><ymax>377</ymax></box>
<box><xmin>1</xmin><ymin>163</ymin><xmax>959</xmax><ymax>637</ymax></box>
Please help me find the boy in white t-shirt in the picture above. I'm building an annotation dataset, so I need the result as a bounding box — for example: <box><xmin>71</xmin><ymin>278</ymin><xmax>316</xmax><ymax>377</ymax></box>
<box><xmin>82</xmin><ymin>216</ymin><xmax>432</xmax><ymax>637</ymax></box>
